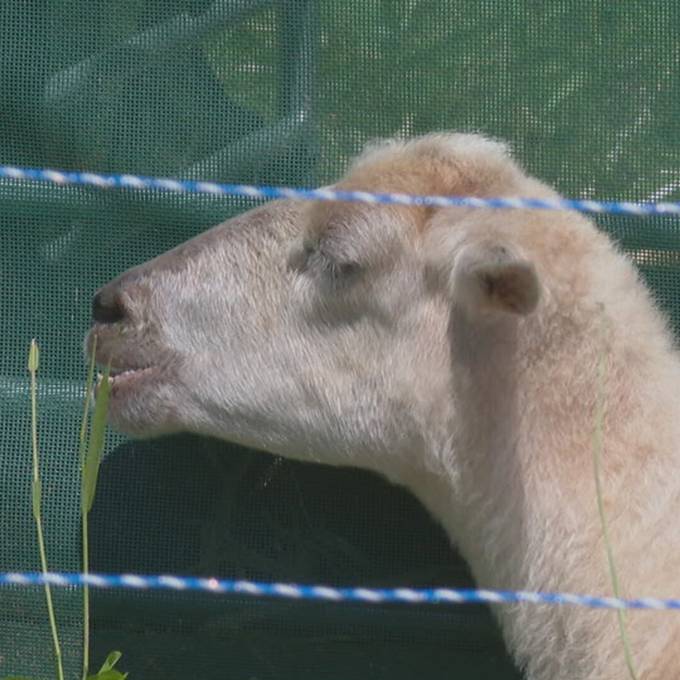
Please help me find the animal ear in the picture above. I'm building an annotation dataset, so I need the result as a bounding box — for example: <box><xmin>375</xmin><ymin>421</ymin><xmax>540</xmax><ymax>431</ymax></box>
<box><xmin>449</xmin><ymin>242</ymin><xmax>540</xmax><ymax>316</ymax></box>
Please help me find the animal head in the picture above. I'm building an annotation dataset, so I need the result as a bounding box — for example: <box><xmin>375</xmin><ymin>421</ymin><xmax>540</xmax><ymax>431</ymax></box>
<box><xmin>86</xmin><ymin>133</ymin><xmax>680</xmax><ymax>680</ymax></box>
<box><xmin>86</xmin><ymin>132</ymin><xmax>590</xmax><ymax>482</ymax></box>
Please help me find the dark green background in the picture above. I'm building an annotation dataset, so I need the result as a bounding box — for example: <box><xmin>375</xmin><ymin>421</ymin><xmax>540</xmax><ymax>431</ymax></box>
<box><xmin>1</xmin><ymin>2</ymin><xmax>679</xmax><ymax>678</ymax></box>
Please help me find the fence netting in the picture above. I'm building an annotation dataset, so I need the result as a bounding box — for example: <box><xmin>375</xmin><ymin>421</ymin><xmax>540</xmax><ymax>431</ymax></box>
<box><xmin>1</xmin><ymin>2</ymin><xmax>679</xmax><ymax>679</ymax></box>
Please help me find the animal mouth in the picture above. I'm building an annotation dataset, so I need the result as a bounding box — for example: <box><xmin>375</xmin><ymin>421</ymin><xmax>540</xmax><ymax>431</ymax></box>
<box><xmin>85</xmin><ymin>320</ymin><xmax>185</xmax><ymax>436</ymax></box>
<box><xmin>88</xmin><ymin>324</ymin><xmax>165</xmax><ymax>393</ymax></box>
<box><xmin>97</xmin><ymin>364</ymin><xmax>159</xmax><ymax>393</ymax></box>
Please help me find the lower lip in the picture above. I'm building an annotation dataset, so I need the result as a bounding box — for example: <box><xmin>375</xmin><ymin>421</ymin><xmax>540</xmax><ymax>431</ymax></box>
<box><xmin>97</xmin><ymin>366</ymin><xmax>156</xmax><ymax>394</ymax></box>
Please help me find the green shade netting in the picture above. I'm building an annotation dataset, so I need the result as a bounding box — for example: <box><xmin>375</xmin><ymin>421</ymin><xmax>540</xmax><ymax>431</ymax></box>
<box><xmin>1</xmin><ymin>2</ymin><xmax>678</xmax><ymax>678</ymax></box>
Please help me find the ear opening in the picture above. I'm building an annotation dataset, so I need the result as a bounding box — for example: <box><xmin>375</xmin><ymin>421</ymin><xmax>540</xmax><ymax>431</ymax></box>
<box><xmin>451</xmin><ymin>242</ymin><xmax>540</xmax><ymax>316</ymax></box>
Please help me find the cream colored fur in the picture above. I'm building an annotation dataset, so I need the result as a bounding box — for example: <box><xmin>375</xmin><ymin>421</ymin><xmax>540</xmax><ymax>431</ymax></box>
<box><xmin>88</xmin><ymin>133</ymin><xmax>680</xmax><ymax>679</ymax></box>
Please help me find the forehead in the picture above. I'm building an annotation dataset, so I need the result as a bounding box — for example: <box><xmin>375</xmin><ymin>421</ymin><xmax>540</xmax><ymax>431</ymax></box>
<box><xmin>341</xmin><ymin>134</ymin><xmax>519</xmax><ymax>194</ymax></box>
<box><xmin>306</xmin><ymin>134</ymin><xmax>520</xmax><ymax>237</ymax></box>
<box><xmin>339</xmin><ymin>152</ymin><xmax>469</xmax><ymax>201</ymax></box>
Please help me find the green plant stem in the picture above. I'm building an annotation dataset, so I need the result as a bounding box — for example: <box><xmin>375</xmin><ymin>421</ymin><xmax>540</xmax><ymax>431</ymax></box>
<box><xmin>81</xmin><ymin>511</ymin><xmax>90</xmax><ymax>680</ymax></box>
<box><xmin>592</xmin><ymin>346</ymin><xmax>638</xmax><ymax>680</ymax></box>
<box><xmin>80</xmin><ymin>338</ymin><xmax>112</xmax><ymax>680</ymax></box>
<box><xmin>79</xmin><ymin>339</ymin><xmax>97</xmax><ymax>680</ymax></box>
<box><xmin>28</xmin><ymin>339</ymin><xmax>65</xmax><ymax>680</ymax></box>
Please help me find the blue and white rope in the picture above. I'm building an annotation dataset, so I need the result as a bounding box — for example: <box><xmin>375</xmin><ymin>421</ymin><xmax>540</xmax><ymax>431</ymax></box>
<box><xmin>1</xmin><ymin>164</ymin><xmax>680</xmax><ymax>216</ymax></box>
<box><xmin>3</xmin><ymin>168</ymin><xmax>679</xmax><ymax>608</ymax></box>
<box><xmin>3</xmin><ymin>571</ymin><xmax>680</xmax><ymax>611</ymax></box>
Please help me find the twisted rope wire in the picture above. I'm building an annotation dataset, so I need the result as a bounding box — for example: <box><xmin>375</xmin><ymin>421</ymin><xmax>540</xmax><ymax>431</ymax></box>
<box><xmin>3</xmin><ymin>165</ymin><xmax>679</xmax><ymax>613</ymax></box>
<box><xmin>2</xmin><ymin>571</ymin><xmax>680</xmax><ymax>611</ymax></box>
<box><xmin>1</xmin><ymin>164</ymin><xmax>680</xmax><ymax>215</ymax></box>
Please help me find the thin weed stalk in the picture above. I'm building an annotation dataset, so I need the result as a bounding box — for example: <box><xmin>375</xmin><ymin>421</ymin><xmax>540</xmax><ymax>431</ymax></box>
<box><xmin>78</xmin><ymin>338</ymin><xmax>97</xmax><ymax>680</ymax></box>
<box><xmin>28</xmin><ymin>339</ymin><xmax>65</xmax><ymax>680</ymax></box>
<box><xmin>592</xmin><ymin>341</ymin><xmax>638</xmax><ymax>680</ymax></box>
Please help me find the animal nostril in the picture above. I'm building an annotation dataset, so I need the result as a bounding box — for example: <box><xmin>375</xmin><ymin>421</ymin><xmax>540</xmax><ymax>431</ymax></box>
<box><xmin>92</xmin><ymin>288</ymin><xmax>126</xmax><ymax>324</ymax></box>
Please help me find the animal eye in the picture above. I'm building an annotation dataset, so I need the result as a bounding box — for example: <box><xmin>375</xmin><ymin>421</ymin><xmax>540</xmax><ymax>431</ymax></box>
<box><xmin>326</xmin><ymin>259</ymin><xmax>361</xmax><ymax>284</ymax></box>
<box><xmin>337</xmin><ymin>262</ymin><xmax>360</xmax><ymax>278</ymax></box>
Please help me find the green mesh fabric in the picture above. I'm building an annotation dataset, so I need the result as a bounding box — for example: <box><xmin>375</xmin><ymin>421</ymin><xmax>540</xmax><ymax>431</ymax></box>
<box><xmin>1</xmin><ymin>2</ymin><xmax>679</xmax><ymax>679</ymax></box>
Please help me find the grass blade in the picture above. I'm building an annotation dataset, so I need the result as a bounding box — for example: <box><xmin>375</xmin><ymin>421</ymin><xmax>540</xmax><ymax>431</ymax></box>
<box><xmin>80</xmin><ymin>338</ymin><xmax>111</xmax><ymax>680</ymax></box>
<box><xmin>592</xmin><ymin>342</ymin><xmax>638</xmax><ymax>680</ymax></box>
<box><xmin>80</xmin><ymin>337</ymin><xmax>98</xmax><ymax>680</ymax></box>
<box><xmin>79</xmin><ymin>336</ymin><xmax>98</xmax><ymax>466</ymax></box>
<box><xmin>82</xmin><ymin>364</ymin><xmax>111</xmax><ymax>515</ymax></box>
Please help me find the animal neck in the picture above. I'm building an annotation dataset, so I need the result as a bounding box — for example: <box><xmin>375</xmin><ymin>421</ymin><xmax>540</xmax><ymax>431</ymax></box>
<box><xmin>438</xmin><ymin>295</ymin><xmax>680</xmax><ymax>595</ymax></box>
<box><xmin>436</xmin><ymin>310</ymin><xmax>534</xmax><ymax>586</ymax></box>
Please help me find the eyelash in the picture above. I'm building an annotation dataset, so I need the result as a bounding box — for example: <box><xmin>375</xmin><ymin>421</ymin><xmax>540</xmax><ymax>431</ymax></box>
<box><xmin>314</xmin><ymin>252</ymin><xmax>361</xmax><ymax>287</ymax></box>
<box><xmin>294</xmin><ymin>237</ymin><xmax>361</xmax><ymax>287</ymax></box>
<box><xmin>334</xmin><ymin>261</ymin><xmax>361</xmax><ymax>279</ymax></box>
